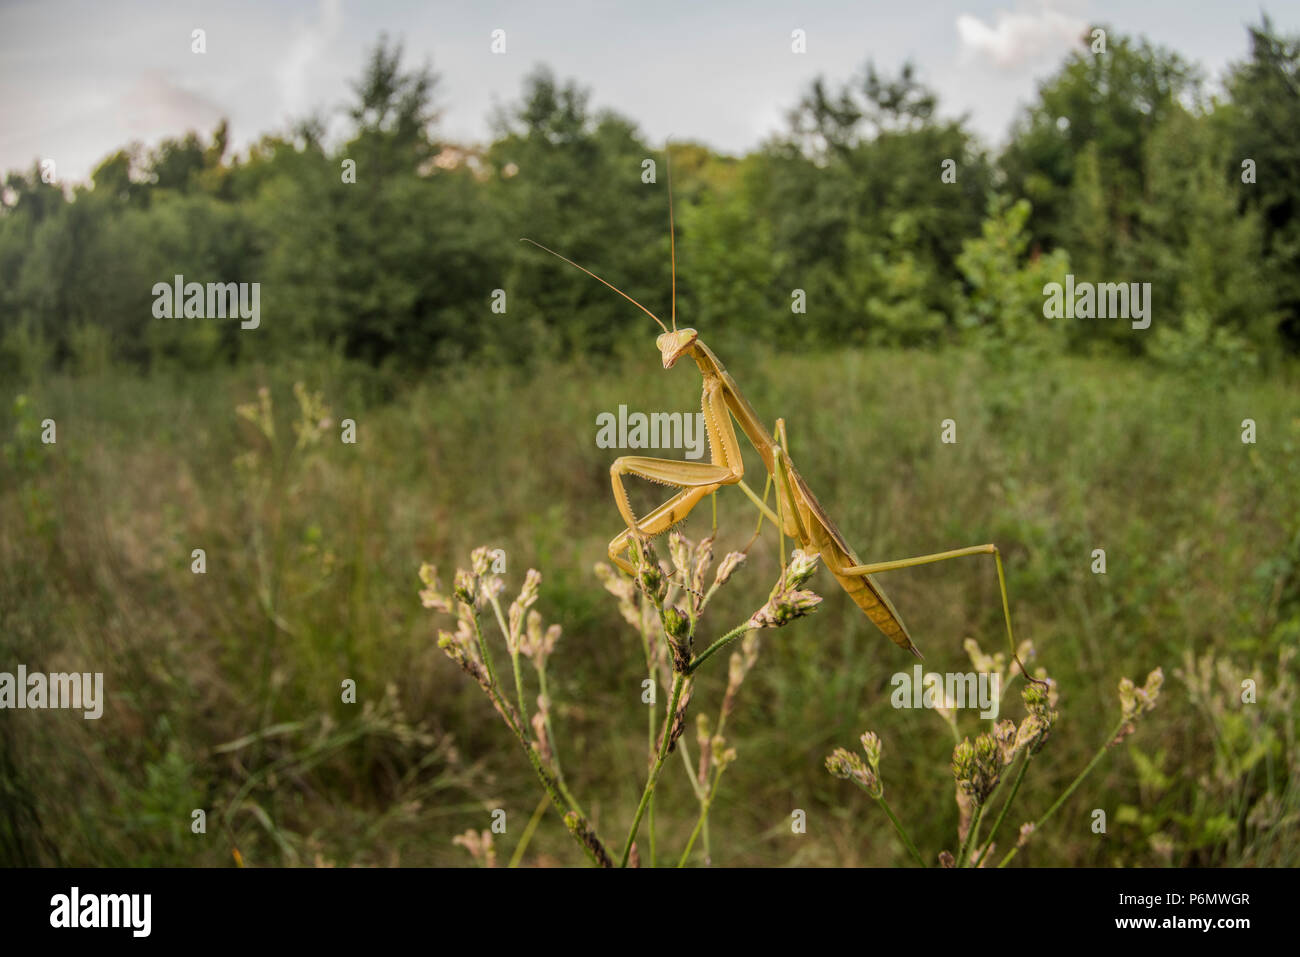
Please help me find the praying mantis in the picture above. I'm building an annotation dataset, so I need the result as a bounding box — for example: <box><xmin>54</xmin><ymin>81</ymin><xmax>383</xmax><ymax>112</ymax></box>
<box><xmin>522</xmin><ymin>150</ymin><xmax>1030</xmax><ymax>669</ymax></box>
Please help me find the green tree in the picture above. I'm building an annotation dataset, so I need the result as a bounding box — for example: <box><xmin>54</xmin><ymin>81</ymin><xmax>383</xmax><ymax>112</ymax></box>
<box><xmin>1001</xmin><ymin>28</ymin><xmax>1202</xmax><ymax>260</ymax></box>
<box><xmin>765</xmin><ymin>61</ymin><xmax>990</xmax><ymax>346</ymax></box>
<box><xmin>489</xmin><ymin>67</ymin><xmax>666</xmax><ymax>360</ymax></box>
<box><xmin>1142</xmin><ymin>107</ymin><xmax>1273</xmax><ymax>370</ymax></box>
<box><xmin>1221</xmin><ymin>15</ymin><xmax>1300</xmax><ymax>350</ymax></box>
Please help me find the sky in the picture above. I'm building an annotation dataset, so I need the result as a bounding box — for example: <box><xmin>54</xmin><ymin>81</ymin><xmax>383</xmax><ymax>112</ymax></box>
<box><xmin>1</xmin><ymin>0</ymin><xmax>1294</xmax><ymax>184</ymax></box>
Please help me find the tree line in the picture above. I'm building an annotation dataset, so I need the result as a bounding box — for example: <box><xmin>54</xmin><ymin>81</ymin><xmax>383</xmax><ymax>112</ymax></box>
<box><xmin>2</xmin><ymin>17</ymin><xmax>1297</xmax><ymax>377</ymax></box>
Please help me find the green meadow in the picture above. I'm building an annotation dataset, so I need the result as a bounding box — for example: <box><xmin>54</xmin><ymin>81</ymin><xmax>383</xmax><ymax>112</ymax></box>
<box><xmin>3</xmin><ymin>345</ymin><xmax>1296</xmax><ymax>865</ymax></box>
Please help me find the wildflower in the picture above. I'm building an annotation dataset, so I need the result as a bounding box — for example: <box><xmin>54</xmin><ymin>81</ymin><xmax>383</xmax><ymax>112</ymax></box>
<box><xmin>690</xmin><ymin>534</ymin><xmax>715</xmax><ymax>599</ymax></box>
<box><xmin>696</xmin><ymin>714</ymin><xmax>713</xmax><ymax>786</ymax></box>
<box><xmin>860</xmin><ymin>731</ymin><xmax>882</xmax><ymax>772</ymax></box>
<box><xmin>437</xmin><ymin>625</ymin><xmax>485</xmax><ymax>685</ymax></box>
<box><xmin>826</xmin><ymin>747</ymin><xmax>882</xmax><ymax>798</ymax></box>
<box><xmin>748</xmin><ymin>590</ymin><xmax>820</xmax><ymax>629</ymax></box>
<box><xmin>470</xmin><ymin>546</ymin><xmax>493</xmax><ymax>578</ymax></box>
<box><xmin>595</xmin><ymin>562</ymin><xmax>642</xmax><ymax>630</ymax></box>
<box><xmin>964</xmin><ymin>637</ymin><xmax>998</xmax><ymax>675</ymax></box>
<box><xmin>725</xmin><ymin>633</ymin><xmax>760</xmax><ymax>692</ymax></box>
<box><xmin>531</xmin><ymin>697</ymin><xmax>552</xmax><ymax>763</ymax></box>
<box><xmin>783</xmin><ymin>548</ymin><xmax>819</xmax><ymax>589</ymax></box>
<box><xmin>973</xmin><ymin>734</ymin><xmax>1003</xmax><ymax>796</ymax></box>
<box><xmin>506</xmin><ymin>568</ymin><xmax>542</xmax><ymax>653</ymax></box>
<box><xmin>418</xmin><ymin>563</ymin><xmax>454</xmax><ymax>614</ymax></box>
<box><xmin>718</xmin><ymin>631</ymin><xmax>760</xmax><ymax>722</ymax></box>
<box><xmin>992</xmin><ymin>719</ymin><xmax>1018</xmax><ymax>763</ymax></box>
<box><xmin>952</xmin><ymin>739</ymin><xmax>975</xmax><ymax>787</ymax></box>
<box><xmin>453</xmin><ymin>568</ymin><xmax>476</xmax><ymax>606</ymax></box>
<box><xmin>710</xmin><ymin>735</ymin><xmax>738</xmax><ymax>776</ymax></box>
<box><xmin>468</xmin><ymin>547</ymin><xmax>506</xmax><ymax>607</ymax></box>
<box><xmin>662</xmin><ymin>605</ymin><xmax>692</xmax><ymax>672</ymax></box>
<box><xmin>665</xmin><ymin>530</ymin><xmax>721</xmax><ymax>616</ymax></box>
<box><xmin>713</xmin><ymin>550</ymin><xmax>746</xmax><ymax>590</ymax></box>
<box><xmin>1113</xmin><ymin>667</ymin><xmax>1164</xmax><ymax>746</ymax></box>
<box><xmin>747</xmin><ymin>549</ymin><xmax>822</xmax><ymax>629</ymax></box>
<box><xmin>480</xmin><ymin>575</ymin><xmax>505</xmax><ymax>604</ymax></box>
<box><xmin>1119</xmin><ymin>667</ymin><xmax>1164</xmax><ymax>722</ymax></box>
<box><xmin>662</xmin><ymin>605</ymin><xmax>691</xmax><ymax>641</ymax></box>
<box><xmin>1017</xmin><ymin>822</ymin><xmax>1035</xmax><ymax>848</ymax></box>
<box><xmin>953</xmin><ymin>733</ymin><xmax>1003</xmax><ymax>803</ymax></box>
<box><xmin>629</xmin><ymin>537</ymin><xmax>669</xmax><ymax>607</ymax></box>
<box><xmin>291</xmin><ymin>382</ymin><xmax>332</xmax><ymax>449</ymax></box>
<box><xmin>669</xmin><ymin>531</ymin><xmax>692</xmax><ymax>586</ymax></box>
<box><xmin>520</xmin><ymin>610</ymin><xmax>561</xmax><ymax>671</ymax></box>
<box><xmin>1015</xmin><ymin>679</ymin><xmax>1058</xmax><ymax>754</ymax></box>
<box><xmin>235</xmin><ymin>385</ymin><xmax>275</xmax><ymax>441</ymax></box>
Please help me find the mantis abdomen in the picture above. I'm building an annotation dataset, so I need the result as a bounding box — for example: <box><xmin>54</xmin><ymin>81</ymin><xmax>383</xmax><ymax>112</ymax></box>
<box><xmin>787</xmin><ymin>462</ymin><xmax>920</xmax><ymax>657</ymax></box>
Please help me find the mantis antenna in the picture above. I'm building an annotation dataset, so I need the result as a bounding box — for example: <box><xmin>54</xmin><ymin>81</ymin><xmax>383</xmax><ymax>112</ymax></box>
<box><xmin>665</xmin><ymin>142</ymin><xmax>677</xmax><ymax>332</ymax></box>
<box><xmin>519</xmin><ymin>238</ymin><xmax>669</xmax><ymax>335</ymax></box>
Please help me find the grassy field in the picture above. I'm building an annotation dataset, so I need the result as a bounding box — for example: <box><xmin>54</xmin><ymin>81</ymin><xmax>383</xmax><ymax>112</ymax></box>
<box><xmin>2</xmin><ymin>344</ymin><xmax>1298</xmax><ymax>866</ymax></box>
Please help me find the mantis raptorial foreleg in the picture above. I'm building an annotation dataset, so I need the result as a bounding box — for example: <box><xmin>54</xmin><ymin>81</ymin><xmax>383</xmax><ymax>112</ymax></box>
<box><xmin>607</xmin><ymin>475</ymin><xmax>726</xmax><ymax>575</ymax></box>
<box><xmin>606</xmin><ymin>377</ymin><xmax>744</xmax><ymax>576</ymax></box>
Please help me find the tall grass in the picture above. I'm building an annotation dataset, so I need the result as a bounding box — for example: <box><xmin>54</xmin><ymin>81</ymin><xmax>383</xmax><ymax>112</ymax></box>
<box><xmin>1</xmin><ymin>344</ymin><xmax>1296</xmax><ymax>865</ymax></box>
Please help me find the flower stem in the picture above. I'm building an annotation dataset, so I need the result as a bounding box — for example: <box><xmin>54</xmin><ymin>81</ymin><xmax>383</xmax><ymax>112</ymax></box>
<box><xmin>470</xmin><ymin>613</ymin><xmax>608</xmax><ymax>864</ymax></box>
<box><xmin>621</xmin><ymin>671</ymin><xmax>686</xmax><ymax>866</ymax></box>
<box><xmin>469</xmin><ymin>611</ymin><xmax>510</xmax><ymax>726</ymax></box>
<box><xmin>676</xmin><ymin>735</ymin><xmax>708</xmax><ymax>800</ymax></box>
<box><xmin>877</xmin><ymin>795</ymin><xmax>927</xmax><ymax>867</ymax></box>
<box><xmin>465</xmin><ymin>610</ymin><xmax>521</xmax><ymax>727</ymax></box>
<box><xmin>637</xmin><ymin>596</ymin><xmax>661</xmax><ymax>866</ymax></box>
<box><xmin>534</xmin><ymin>664</ymin><xmax>584</xmax><ymax>815</ymax></box>
<box><xmin>679</xmin><ymin>765</ymin><xmax>725</xmax><ymax>866</ymax></box>
<box><xmin>687</xmin><ymin>623</ymin><xmax>752</xmax><ymax>674</ymax></box>
<box><xmin>957</xmin><ymin>802</ymin><xmax>985</xmax><ymax>867</ymax></box>
<box><xmin>508</xmin><ymin>794</ymin><xmax>550</xmax><ymax>868</ymax></box>
<box><xmin>998</xmin><ymin>718</ymin><xmax>1127</xmax><ymax>867</ymax></box>
<box><xmin>975</xmin><ymin>750</ymin><xmax>1032</xmax><ymax>867</ymax></box>
<box><xmin>488</xmin><ymin>595</ymin><xmax>529</xmax><ymax>728</ymax></box>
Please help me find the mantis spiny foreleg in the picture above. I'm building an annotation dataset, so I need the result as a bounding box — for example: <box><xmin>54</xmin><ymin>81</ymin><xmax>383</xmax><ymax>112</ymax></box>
<box><xmin>606</xmin><ymin>376</ymin><xmax>744</xmax><ymax>575</ymax></box>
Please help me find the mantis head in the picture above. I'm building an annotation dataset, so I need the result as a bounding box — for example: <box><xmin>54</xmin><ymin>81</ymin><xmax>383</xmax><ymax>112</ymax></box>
<box><xmin>657</xmin><ymin>329</ymin><xmax>698</xmax><ymax>369</ymax></box>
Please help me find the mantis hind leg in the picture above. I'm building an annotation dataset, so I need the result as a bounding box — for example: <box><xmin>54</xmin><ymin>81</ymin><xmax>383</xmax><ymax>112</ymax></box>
<box><xmin>823</xmin><ymin>544</ymin><xmax>1043</xmax><ymax>685</ymax></box>
<box><xmin>757</xmin><ymin>421</ymin><xmax>1035</xmax><ymax>679</ymax></box>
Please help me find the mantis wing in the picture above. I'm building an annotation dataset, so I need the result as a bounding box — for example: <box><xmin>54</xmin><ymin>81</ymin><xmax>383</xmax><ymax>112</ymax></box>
<box><xmin>786</xmin><ymin>464</ymin><xmax>920</xmax><ymax>658</ymax></box>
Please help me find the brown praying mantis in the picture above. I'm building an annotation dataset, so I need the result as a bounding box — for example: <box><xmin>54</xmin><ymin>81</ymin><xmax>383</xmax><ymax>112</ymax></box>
<box><xmin>523</xmin><ymin>150</ymin><xmax>1034</xmax><ymax>671</ymax></box>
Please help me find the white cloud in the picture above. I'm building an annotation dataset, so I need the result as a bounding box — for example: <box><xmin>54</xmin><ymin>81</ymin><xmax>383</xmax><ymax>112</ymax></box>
<box><xmin>956</xmin><ymin>7</ymin><xmax>1087</xmax><ymax>70</ymax></box>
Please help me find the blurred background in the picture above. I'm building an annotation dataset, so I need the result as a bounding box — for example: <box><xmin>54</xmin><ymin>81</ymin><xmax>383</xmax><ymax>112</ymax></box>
<box><xmin>1</xmin><ymin>1</ymin><xmax>1298</xmax><ymax>866</ymax></box>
